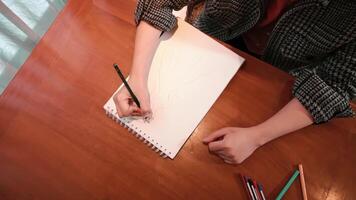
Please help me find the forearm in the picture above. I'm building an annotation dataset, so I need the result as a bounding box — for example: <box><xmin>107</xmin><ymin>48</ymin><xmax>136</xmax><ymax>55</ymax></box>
<box><xmin>254</xmin><ymin>98</ymin><xmax>314</xmax><ymax>146</ymax></box>
<box><xmin>130</xmin><ymin>21</ymin><xmax>162</xmax><ymax>84</ymax></box>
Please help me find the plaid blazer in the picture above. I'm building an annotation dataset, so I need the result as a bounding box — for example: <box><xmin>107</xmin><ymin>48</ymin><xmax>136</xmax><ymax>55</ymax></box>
<box><xmin>135</xmin><ymin>0</ymin><xmax>356</xmax><ymax>123</ymax></box>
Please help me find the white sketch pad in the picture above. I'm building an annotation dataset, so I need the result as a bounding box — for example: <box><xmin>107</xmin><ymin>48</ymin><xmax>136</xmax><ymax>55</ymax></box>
<box><xmin>104</xmin><ymin>19</ymin><xmax>244</xmax><ymax>159</ymax></box>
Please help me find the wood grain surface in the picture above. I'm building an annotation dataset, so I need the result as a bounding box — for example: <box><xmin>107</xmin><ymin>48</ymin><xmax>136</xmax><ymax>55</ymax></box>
<box><xmin>0</xmin><ymin>1</ymin><xmax>355</xmax><ymax>199</ymax></box>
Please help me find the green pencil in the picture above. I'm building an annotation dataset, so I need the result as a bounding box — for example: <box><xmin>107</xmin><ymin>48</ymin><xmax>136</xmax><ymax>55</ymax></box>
<box><xmin>276</xmin><ymin>169</ymin><xmax>300</xmax><ymax>200</ymax></box>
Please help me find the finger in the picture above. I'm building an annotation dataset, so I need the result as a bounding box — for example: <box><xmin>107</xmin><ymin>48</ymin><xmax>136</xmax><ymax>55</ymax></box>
<box><xmin>215</xmin><ymin>150</ymin><xmax>234</xmax><ymax>160</ymax></box>
<box><xmin>208</xmin><ymin>140</ymin><xmax>224</xmax><ymax>152</ymax></box>
<box><xmin>131</xmin><ymin>110</ymin><xmax>143</xmax><ymax>116</ymax></box>
<box><xmin>113</xmin><ymin>93</ymin><xmax>122</xmax><ymax>116</ymax></box>
<box><xmin>215</xmin><ymin>150</ymin><xmax>233</xmax><ymax>158</ymax></box>
<box><xmin>114</xmin><ymin>100</ymin><xmax>124</xmax><ymax>117</ymax></box>
<box><xmin>122</xmin><ymin>104</ymin><xmax>141</xmax><ymax>116</ymax></box>
<box><xmin>115</xmin><ymin>98</ymin><xmax>130</xmax><ymax>117</ymax></box>
<box><xmin>215</xmin><ymin>152</ymin><xmax>231</xmax><ymax>161</ymax></box>
<box><xmin>118</xmin><ymin>99</ymin><xmax>136</xmax><ymax>117</ymax></box>
<box><xmin>143</xmin><ymin>111</ymin><xmax>153</xmax><ymax>120</ymax></box>
<box><xmin>129</xmin><ymin>105</ymin><xmax>141</xmax><ymax>114</ymax></box>
<box><xmin>140</xmin><ymin>107</ymin><xmax>152</xmax><ymax>117</ymax></box>
<box><xmin>116</xmin><ymin>107</ymin><xmax>123</xmax><ymax>117</ymax></box>
<box><xmin>215</xmin><ymin>152</ymin><xmax>234</xmax><ymax>164</ymax></box>
<box><xmin>203</xmin><ymin>127</ymin><xmax>232</xmax><ymax>143</ymax></box>
<box><xmin>138</xmin><ymin>99</ymin><xmax>152</xmax><ymax>114</ymax></box>
<box><xmin>223</xmin><ymin>159</ymin><xmax>234</xmax><ymax>164</ymax></box>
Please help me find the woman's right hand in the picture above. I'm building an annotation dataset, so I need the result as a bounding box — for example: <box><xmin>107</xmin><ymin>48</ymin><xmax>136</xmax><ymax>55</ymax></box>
<box><xmin>113</xmin><ymin>78</ymin><xmax>152</xmax><ymax>119</ymax></box>
<box><xmin>113</xmin><ymin>21</ymin><xmax>162</xmax><ymax>119</ymax></box>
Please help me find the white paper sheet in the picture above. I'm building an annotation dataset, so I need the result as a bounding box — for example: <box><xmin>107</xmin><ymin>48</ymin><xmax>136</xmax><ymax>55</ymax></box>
<box><xmin>104</xmin><ymin>19</ymin><xmax>244</xmax><ymax>159</ymax></box>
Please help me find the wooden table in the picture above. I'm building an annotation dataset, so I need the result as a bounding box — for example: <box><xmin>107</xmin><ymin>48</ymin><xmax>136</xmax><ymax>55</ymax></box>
<box><xmin>1</xmin><ymin>1</ymin><xmax>355</xmax><ymax>199</ymax></box>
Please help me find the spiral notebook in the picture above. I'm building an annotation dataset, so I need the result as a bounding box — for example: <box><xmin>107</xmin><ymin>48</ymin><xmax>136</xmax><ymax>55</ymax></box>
<box><xmin>104</xmin><ymin>19</ymin><xmax>244</xmax><ymax>159</ymax></box>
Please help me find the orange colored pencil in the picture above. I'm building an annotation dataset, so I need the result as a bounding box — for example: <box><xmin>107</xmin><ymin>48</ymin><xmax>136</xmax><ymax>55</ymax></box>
<box><xmin>298</xmin><ymin>164</ymin><xmax>308</xmax><ymax>200</ymax></box>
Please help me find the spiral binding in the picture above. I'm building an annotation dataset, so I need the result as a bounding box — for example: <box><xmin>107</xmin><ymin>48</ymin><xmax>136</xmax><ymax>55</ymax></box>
<box><xmin>105</xmin><ymin>107</ymin><xmax>170</xmax><ymax>158</ymax></box>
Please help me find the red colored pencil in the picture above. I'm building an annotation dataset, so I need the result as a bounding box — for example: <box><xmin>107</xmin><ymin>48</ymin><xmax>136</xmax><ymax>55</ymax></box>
<box><xmin>253</xmin><ymin>180</ymin><xmax>262</xmax><ymax>200</ymax></box>
<box><xmin>240</xmin><ymin>174</ymin><xmax>253</xmax><ymax>200</ymax></box>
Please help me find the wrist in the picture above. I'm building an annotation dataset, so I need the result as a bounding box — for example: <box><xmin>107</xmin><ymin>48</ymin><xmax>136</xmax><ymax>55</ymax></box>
<box><xmin>250</xmin><ymin>124</ymin><xmax>270</xmax><ymax>147</ymax></box>
<box><xmin>129</xmin><ymin>71</ymin><xmax>148</xmax><ymax>87</ymax></box>
<box><xmin>130</xmin><ymin>62</ymin><xmax>150</xmax><ymax>83</ymax></box>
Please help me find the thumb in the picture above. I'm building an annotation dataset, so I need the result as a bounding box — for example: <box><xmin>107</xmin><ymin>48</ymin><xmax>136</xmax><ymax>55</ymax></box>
<box><xmin>203</xmin><ymin>127</ymin><xmax>231</xmax><ymax>144</ymax></box>
<box><xmin>208</xmin><ymin>140</ymin><xmax>224</xmax><ymax>152</ymax></box>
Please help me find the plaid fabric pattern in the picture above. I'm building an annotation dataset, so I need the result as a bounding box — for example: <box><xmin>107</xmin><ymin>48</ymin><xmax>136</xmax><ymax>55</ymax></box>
<box><xmin>291</xmin><ymin>39</ymin><xmax>356</xmax><ymax>123</ymax></box>
<box><xmin>135</xmin><ymin>0</ymin><xmax>189</xmax><ymax>31</ymax></box>
<box><xmin>192</xmin><ymin>0</ymin><xmax>262</xmax><ymax>41</ymax></box>
<box><xmin>263</xmin><ymin>0</ymin><xmax>356</xmax><ymax>123</ymax></box>
<box><xmin>134</xmin><ymin>0</ymin><xmax>356</xmax><ymax>123</ymax></box>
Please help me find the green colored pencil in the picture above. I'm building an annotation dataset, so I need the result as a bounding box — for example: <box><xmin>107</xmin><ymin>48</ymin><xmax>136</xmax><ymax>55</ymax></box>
<box><xmin>276</xmin><ymin>169</ymin><xmax>300</xmax><ymax>200</ymax></box>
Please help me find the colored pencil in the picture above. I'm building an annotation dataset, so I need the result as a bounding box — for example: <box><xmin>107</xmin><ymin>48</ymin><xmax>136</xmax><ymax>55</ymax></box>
<box><xmin>298</xmin><ymin>164</ymin><xmax>308</xmax><ymax>200</ymax></box>
<box><xmin>276</xmin><ymin>169</ymin><xmax>300</xmax><ymax>200</ymax></box>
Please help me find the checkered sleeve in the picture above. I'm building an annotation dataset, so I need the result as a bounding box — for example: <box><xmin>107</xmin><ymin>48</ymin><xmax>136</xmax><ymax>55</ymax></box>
<box><xmin>291</xmin><ymin>40</ymin><xmax>356</xmax><ymax>124</ymax></box>
<box><xmin>135</xmin><ymin>0</ymin><xmax>189</xmax><ymax>32</ymax></box>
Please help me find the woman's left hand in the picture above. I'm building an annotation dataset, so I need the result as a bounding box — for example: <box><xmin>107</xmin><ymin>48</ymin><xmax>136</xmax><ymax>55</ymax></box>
<box><xmin>203</xmin><ymin>127</ymin><xmax>263</xmax><ymax>164</ymax></box>
<box><xmin>202</xmin><ymin>98</ymin><xmax>314</xmax><ymax>164</ymax></box>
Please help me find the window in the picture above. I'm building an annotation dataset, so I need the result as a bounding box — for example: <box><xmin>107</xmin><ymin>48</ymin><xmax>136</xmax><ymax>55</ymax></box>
<box><xmin>0</xmin><ymin>0</ymin><xmax>67</xmax><ymax>94</ymax></box>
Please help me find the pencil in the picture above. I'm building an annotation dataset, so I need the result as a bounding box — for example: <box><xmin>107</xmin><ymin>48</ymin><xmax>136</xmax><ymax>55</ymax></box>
<box><xmin>257</xmin><ymin>183</ymin><xmax>266</xmax><ymax>200</ymax></box>
<box><xmin>113</xmin><ymin>63</ymin><xmax>141</xmax><ymax>108</ymax></box>
<box><xmin>253</xmin><ymin>180</ymin><xmax>262</xmax><ymax>200</ymax></box>
<box><xmin>247</xmin><ymin>178</ymin><xmax>258</xmax><ymax>200</ymax></box>
<box><xmin>240</xmin><ymin>174</ymin><xmax>253</xmax><ymax>200</ymax></box>
<box><xmin>276</xmin><ymin>169</ymin><xmax>300</xmax><ymax>200</ymax></box>
<box><xmin>298</xmin><ymin>164</ymin><xmax>308</xmax><ymax>200</ymax></box>
<box><xmin>248</xmin><ymin>179</ymin><xmax>259</xmax><ymax>200</ymax></box>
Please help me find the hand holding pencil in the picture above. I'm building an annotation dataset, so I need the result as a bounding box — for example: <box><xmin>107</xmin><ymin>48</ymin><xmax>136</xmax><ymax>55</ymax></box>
<box><xmin>113</xmin><ymin>64</ymin><xmax>152</xmax><ymax>119</ymax></box>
